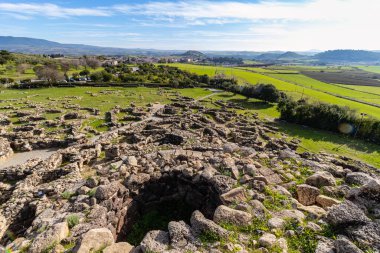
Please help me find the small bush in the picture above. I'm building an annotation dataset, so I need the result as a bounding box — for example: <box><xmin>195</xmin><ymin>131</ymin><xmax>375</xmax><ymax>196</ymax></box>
<box><xmin>66</xmin><ymin>215</ymin><xmax>80</xmax><ymax>229</ymax></box>
<box><xmin>61</xmin><ymin>191</ymin><xmax>75</xmax><ymax>200</ymax></box>
<box><xmin>199</xmin><ymin>230</ymin><xmax>221</xmax><ymax>244</ymax></box>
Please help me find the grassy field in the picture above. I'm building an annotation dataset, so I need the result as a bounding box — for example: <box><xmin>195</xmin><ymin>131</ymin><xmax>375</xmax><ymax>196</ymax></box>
<box><xmin>336</xmin><ymin>83</ymin><xmax>380</xmax><ymax>96</ymax></box>
<box><xmin>0</xmin><ymin>64</ymin><xmax>36</xmax><ymax>80</ymax></box>
<box><xmin>0</xmin><ymin>85</ymin><xmax>379</xmax><ymax>168</ymax></box>
<box><xmin>269</xmin><ymin>73</ymin><xmax>380</xmax><ymax>104</ymax></box>
<box><xmin>171</xmin><ymin>63</ymin><xmax>380</xmax><ymax>119</ymax></box>
<box><xmin>0</xmin><ymin>86</ymin><xmax>211</xmax><ymax>112</ymax></box>
<box><xmin>0</xmin><ymin>63</ymin><xmax>104</xmax><ymax>81</ymax></box>
<box><xmin>196</xmin><ymin>90</ymin><xmax>380</xmax><ymax>168</ymax></box>
<box><xmin>357</xmin><ymin>65</ymin><xmax>380</xmax><ymax>74</ymax></box>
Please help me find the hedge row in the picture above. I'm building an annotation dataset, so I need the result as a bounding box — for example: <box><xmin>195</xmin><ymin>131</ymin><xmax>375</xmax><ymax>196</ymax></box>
<box><xmin>277</xmin><ymin>98</ymin><xmax>380</xmax><ymax>144</ymax></box>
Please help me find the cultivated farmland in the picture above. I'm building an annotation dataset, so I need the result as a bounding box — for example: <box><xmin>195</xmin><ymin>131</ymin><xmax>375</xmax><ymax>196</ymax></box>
<box><xmin>301</xmin><ymin>69</ymin><xmax>380</xmax><ymax>86</ymax></box>
<box><xmin>172</xmin><ymin>63</ymin><xmax>380</xmax><ymax>118</ymax></box>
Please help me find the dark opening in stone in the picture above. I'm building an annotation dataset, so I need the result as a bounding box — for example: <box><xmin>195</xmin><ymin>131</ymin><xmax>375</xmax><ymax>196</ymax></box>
<box><xmin>117</xmin><ymin>173</ymin><xmax>221</xmax><ymax>245</ymax></box>
<box><xmin>1</xmin><ymin>203</ymin><xmax>36</xmax><ymax>245</ymax></box>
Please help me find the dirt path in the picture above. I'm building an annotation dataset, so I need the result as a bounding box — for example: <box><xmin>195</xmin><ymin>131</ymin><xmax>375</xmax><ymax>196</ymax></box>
<box><xmin>0</xmin><ymin>148</ymin><xmax>58</xmax><ymax>169</ymax></box>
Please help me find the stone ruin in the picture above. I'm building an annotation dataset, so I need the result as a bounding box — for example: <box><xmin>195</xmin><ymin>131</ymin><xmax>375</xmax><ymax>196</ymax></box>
<box><xmin>0</xmin><ymin>99</ymin><xmax>379</xmax><ymax>253</ymax></box>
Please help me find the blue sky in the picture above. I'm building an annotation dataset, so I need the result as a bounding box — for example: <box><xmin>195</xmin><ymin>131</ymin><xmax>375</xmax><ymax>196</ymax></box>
<box><xmin>0</xmin><ymin>0</ymin><xmax>379</xmax><ymax>51</ymax></box>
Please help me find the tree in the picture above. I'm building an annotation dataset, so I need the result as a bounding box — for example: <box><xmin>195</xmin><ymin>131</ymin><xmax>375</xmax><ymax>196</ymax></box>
<box><xmin>256</xmin><ymin>84</ymin><xmax>281</xmax><ymax>103</ymax></box>
<box><xmin>35</xmin><ymin>65</ymin><xmax>64</xmax><ymax>85</ymax></box>
<box><xmin>79</xmin><ymin>69</ymin><xmax>90</xmax><ymax>77</ymax></box>
<box><xmin>90</xmin><ymin>71</ymin><xmax>113</xmax><ymax>82</ymax></box>
<box><xmin>0</xmin><ymin>50</ymin><xmax>13</xmax><ymax>65</ymax></box>
<box><xmin>84</xmin><ymin>57</ymin><xmax>101</xmax><ymax>69</ymax></box>
<box><xmin>60</xmin><ymin>61</ymin><xmax>71</xmax><ymax>75</ymax></box>
<box><xmin>17</xmin><ymin>63</ymin><xmax>30</xmax><ymax>74</ymax></box>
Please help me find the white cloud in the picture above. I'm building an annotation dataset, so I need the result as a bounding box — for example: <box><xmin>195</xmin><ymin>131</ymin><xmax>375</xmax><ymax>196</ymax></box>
<box><xmin>113</xmin><ymin>0</ymin><xmax>379</xmax><ymax>23</ymax></box>
<box><xmin>0</xmin><ymin>3</ymin><xmax>111</xmax><ymax>18</ymax></box>
<box><xmin>1</xmin><ymin>1</ymin><xmax>380</xmax><ymax>50</ymax></box>
<box><xmin>111</xmin><ymin>0</ymin><xmax>380</xmax><ymax>50</ymax></box>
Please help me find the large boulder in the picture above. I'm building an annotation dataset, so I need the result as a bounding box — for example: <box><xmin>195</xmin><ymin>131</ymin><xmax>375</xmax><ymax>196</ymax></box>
<box><xmin>190</xmin><ymin>210</ymin><xmax>228</xmax><ymax>238</ymax></box>
<box><xmin>316</xmin><ymin>195</ymin><xmax>341</xmax><ymax>209</ymax></box>
<box><xmin>29</xmin><ymin>222</ymin><xmax>69</xmax><ymax>253</ymax></box>
<box><xmin>73</xmin><ymin>228</ymin><xmax>114</xmax><ymax>253</ymax></box>
<box><xmin>95</xmin><ymin>181</ymin><xmax>126</xmax><ymax>201</ymax></box>
<box><xmin>334</xmin><ymin>236</ymin><xmax>364</xmax><ymax>253</ymax></box>
<box><xmin>345</xmin><ymin>172</ymin><xmax>374</xmax><ymax>186</ymax></box>
<box><xmin>306</xmin><ymin>171</ymin><xmax>336</xmax><ymax>188</ymax></box>
<box><xmin>315</xmin><ymin>237</ymin><xmax>335</xmax><ymax>253</ymax></box>
<box><xmin>213</xmin><ymin>205</ymin><xmax>252</xmax><ymax>226</ymax></box>
<box><xmin>103</xmin><ymin>242</ymin><xmax>134</xmax><ymax>253</ymax></box>
<box><xmin>346</xmin><ymin>179</ymin><xmax>380</xmax><ymax>218</ymax></box>
<box><xmin>326</xmin><ymin>201</ymin><xmax>370</xmax><ymax>227</ymax></box>
<box><xmin>140</xmin><ymin>230</ymin><xmax>170</xmax><ymax>253</ymax></box>
<box><xmin>296</xmin><ymin>184</ymin><xmax>320</xmax><ymax>206</ymax></box>
<box><xmin>258</xmin><ymin>233</ymin><xmax>277</xmax><ymax>248</ymax></box>
<box><xmin>168</xmin><ymin>221</ymin><xmax>196</xmax><ymax>249</ymax></box>
<box><xmin>220</xmin><ymin>187</ymin><xmax>247</xmax><ymax>204</ymax></box>
<box><xmin>346</xmin><ymin>222</ymin><xmax>380</xmax><ymax>250</ymax></box>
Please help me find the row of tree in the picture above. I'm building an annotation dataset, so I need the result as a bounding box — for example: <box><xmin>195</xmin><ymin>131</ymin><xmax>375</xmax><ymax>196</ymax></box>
<box><xmin>277</xmin><ymin>98</ymin><xmax>380</xmax><ymax>144</ymax></box>
<box><xmin>209</xmin><ymin>74</ymin><xmax>285</xmax><ymax>103</ymax></box>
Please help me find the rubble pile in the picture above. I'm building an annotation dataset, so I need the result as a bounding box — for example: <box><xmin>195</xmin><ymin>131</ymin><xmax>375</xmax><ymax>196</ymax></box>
<box><xmin>0</xmin><ymin>100</ymin><xmax>379</xmax><ymax>253</ymax></box>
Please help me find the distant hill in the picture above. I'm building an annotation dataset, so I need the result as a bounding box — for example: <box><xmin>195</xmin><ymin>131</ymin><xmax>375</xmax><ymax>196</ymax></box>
<box><xmin>254</xmin><ymin>51</ymin><xmax>307</xmax><ymax>62</ymax></box>
<box><xmin>315</xmin><ymin>50</ymin><xmax>380</xmax><ymax>63</ymax></box>
<box><xmin>254</xmin><ymin>53</ymin><xmax>281</xmax><ymax>61</ymax></box>
<box><xmin>177</xmin><ymin>50</ymin><xmax>206</xmax><ymax>58</ymax></box>
<box><xmin>0</xmin><ymin>36</ymin><xmax>185</xmax><ymax>56</ymax></box>
<box><xmin>1</xmin><ymin>36</ymin><xmax>380</xmax><ymax>64</ymax></box>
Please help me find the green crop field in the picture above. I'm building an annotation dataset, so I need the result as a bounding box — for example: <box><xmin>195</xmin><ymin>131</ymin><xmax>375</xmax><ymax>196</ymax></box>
<box><xmin>357</xmin><ymin>65</ymin><xmax>380</xmax><ymax>74</ymax></box>
<box><xmin>172</xmin><ymin>63</ymin><xmax>380</xmax><ymax>119</ymax></box>
<box><xmin>336</xmin><ymin>83</ymin><xmax>380</xmax><ymax>96</ymax></box>
<box><xmin>269</xmin><ymin>73</ymin><xmax>380</xmax><ymax>104</ymax></box>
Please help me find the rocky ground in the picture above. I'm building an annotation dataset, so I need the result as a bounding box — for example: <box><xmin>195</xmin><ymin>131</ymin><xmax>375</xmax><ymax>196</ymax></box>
<box><xmin>0</xmin><ymin>97</ymin><xmax>379</xmax><ymax>253</ymax></box>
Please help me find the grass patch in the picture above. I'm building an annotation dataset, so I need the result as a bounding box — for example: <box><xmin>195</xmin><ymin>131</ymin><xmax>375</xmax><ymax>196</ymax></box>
<box><xmin>66</xmin><ymin>214</ymin><xmax>80</xmax><ymax>229</ymax></box>
<box><xmin>263</xmin><ymin>186</ymin><xmax>292</xmax><ymax>211</ymax></box>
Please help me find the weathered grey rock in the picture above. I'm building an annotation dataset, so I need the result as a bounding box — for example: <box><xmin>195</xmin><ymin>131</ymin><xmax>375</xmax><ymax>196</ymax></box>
<box><xmin>168</xmin><ymin>221</ymin><xmax>196</xmax><ymax>248</ymax></box>
<box><xmin>346</xmin><ymin>222</ymin><xmax>380</xmax><ymax>250</ymax></box>
<box><xmin>347</xmin><ymin>179</ymin><xmax>380</xmax><ymax>218</ymax></box>
<box><xmin>190</xmin><ymin>210</ymin><xmax>228</xmax><ymax>238</ymax></box>
<box><xmin>297</xmin><ymin>204</ymin><xmax>327</xmax><ymax>219</ymax></box>
<box><xmin>268</xmin><ymin>217</ymin><xmax>285</xmax><ymax>229</ymax></box>
<box><xmin>258</xmin><ymin>233</ymin><xmax>277</xmax><ymax>248</ymax></box>
<box><xmin>213</xmin><ymin>205</ymin><xmax>252</xmax><ymax>226</ymax></box>
<box><xmin>345</xmin><ymin>172</ymin><xmax>373</xmax><ymax>186</ymax></box>
<box><xmin>296</xmin><ymin>184</ymin><xmax>320</xmax><ymax>206</ymax></box>
<box><xmin>274</xmin><ymin>209</ymin><xmax>305</xmax><ymax>223</ymax></box>
<box><xmin>316</xmin><ymin>195</ymin><xmax>341</xmax><ymax>209</ymax></box>
<box><xmin>326</xmin><ymin>201</ymin><xmax>370</xmax><ymax>227</ymax></box>
<box><xmin>223</xmin><ymin>143</ymin><xmax>240</xmax><ymax>153</ymax></box>
<box><xmin>125</xmin><ymin>156</ymin><xmax>138</xmax><ymax>166</ymax></box>
<box><xmin>73</xmin><ymin>228</ymin><xmax>114</xmax><ymax>253</ymax></box>
<box><xmin>29</xmin><ymin>222</ymin><xmax>69</xmax><ymax>253</ymax></box>
<box><xmin>334</xmin><ymin>236</ymin><xmax>364</xmax><ymax>253</ymax></box>
<box><xmin>95</xmin><ymin>181</ymin><xmax>125</xmax><ymax>201</ymax></box>
<box><xmin>220</xmin><ymin>187</ymin><xmax>247</xmax><ymax>204</ymax></box>
<box><xmin>306</xmin><ymin>171</ymin><xmax>336</xmax><ymax>188</ymax></box>
<box><xmin>140</xmin><ymin>230</ymin><xmax>170</xmax><ymax>253</ymax></box>
<box><xmin>306</xmin><ymin>222</ymin><xmax>322</xmax><ymax>232</ymax></box>
<box><xmin>316</xmin><ymin>237</ymin><xmax>335</xmax><ymax>253</ymax></box>
<box><xmin>210</xmin><ymin>175</ymin><xmax>237</xmax><ymax>194</ymax></box>
<box><xmin>0</xmin><ymin>212</ymin><xmax>7</xmax><ymax>239</ymax></box>
<box><xmin>103</xmin><ymin>242</ymin><xmax>134</xmax><ymax>253</ymax></box>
